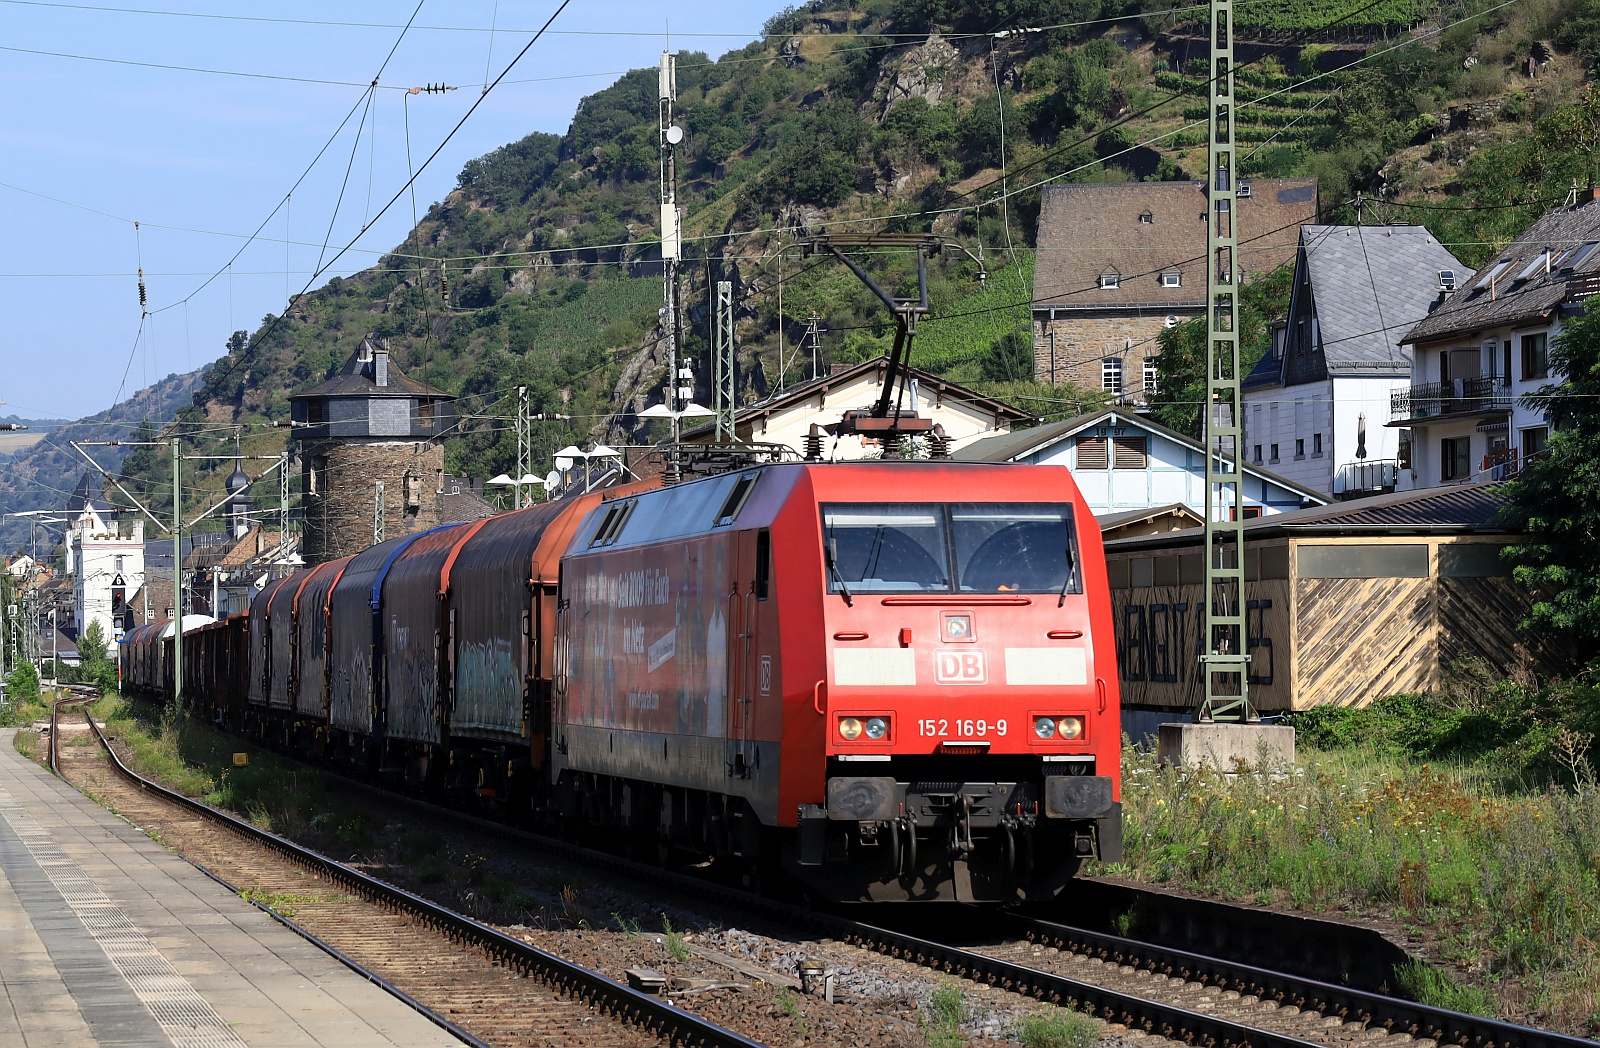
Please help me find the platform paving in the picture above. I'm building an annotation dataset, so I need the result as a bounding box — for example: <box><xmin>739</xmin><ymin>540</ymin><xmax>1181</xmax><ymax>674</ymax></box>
<box><xmin>0</xmin><ymin>728</ymin><xmax>462</xmax><ymax>1048</ymax></box>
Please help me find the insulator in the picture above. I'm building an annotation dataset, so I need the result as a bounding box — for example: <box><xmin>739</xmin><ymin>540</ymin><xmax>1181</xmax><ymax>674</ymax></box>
<box><xmin>803</xmin><ymin>423</ymin><xmax>824</xmax><ymax>462</ymax></box>
<box><xmin>440</xmin><ymin>265</ymin><xmax>450</xmax><ymax>301</ymax></box>
<box><xmin>137</xmin><ymin>268</ymin><xmax>147</xmax><ymax>310</ymax></box>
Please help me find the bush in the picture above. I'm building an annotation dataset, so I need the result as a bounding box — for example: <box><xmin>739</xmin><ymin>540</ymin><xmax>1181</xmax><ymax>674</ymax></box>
<box><xmin>1015</xmin><ymin>1009</ymin><xmax>1100</xmax><ymax>1048</ymax></box>
<box><xmin>1289</xmin><ymin>666</ymin><xmax>1600</xmax><ymax>786</ymax></box>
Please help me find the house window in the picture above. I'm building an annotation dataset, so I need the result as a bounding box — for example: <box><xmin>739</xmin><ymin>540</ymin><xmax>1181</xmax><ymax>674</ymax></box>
<box><xmin>1253</xmin><ymin>444</ymin><xmax>1262</xmax><ymax>463</ymax></box>
<box><xmin>1143</xmin><ymin>358</ymin><xmax>1158</xmax><ymax>392</ymax></box>
<box><xmin>305</xmin><ymin>399</ymin><xmax>324</xmax><ymax>425</ymax></box>
<box><xmin>1076</xmin><ymin>436</ymin><xmax>1109</xmax><ymax>469</ymax></box>
<box><xmin>1269</xmin><ymin>443</ymin><xmax>1279</xmax><ymax>463</ymax></box>
<box><xmin>1138</xmin><ymin>210</ymin><xmax>1153</xmax><ymax>224</ymax></box>
<box><xmin>1441</xmin><ymin>436</ymin><xmax>1471</xmax><ymax>481</ymax></box>
<box><xmin>1521</xmin><ymin>333</ymin><xmax>1548</xmax><ymax>380</ymax></box>
<box><xmin>417</xmin><ymin>399</ymin><xmax>435</xmax><ymax>430</ymax></box>
<box><xmin>1099</xmin><ymin>269</ymin><xmax>1121</xmax><ymax>289</ymax></box>
<box><xmin>1522</xmin><ymin>426</ymin><xmax>1549</xmax><ymax>460</ymax></box>
<box><xmin>1312</xmin><ymin>433</ymin><xmax>1323</xmax><ymax>456</ymax></box>
<box><xmin>1161</xmin><ymin>270</ymin><xmax>1181</xmax><ymax>287</ymax></box>
<box><xmin>1102</xmin><ymin>358</ymin><xmax>1123</xmax><ymax>393</ymax></box>
<box><xmin>1294</xmin><ymin>438</ymin><xmax>1305</xmax><ymax>459</ymax></box>
<box><xmin>1112</xmin><ymin>436</ymin><xmax>1148</xmax><ymax>469</ymax></box>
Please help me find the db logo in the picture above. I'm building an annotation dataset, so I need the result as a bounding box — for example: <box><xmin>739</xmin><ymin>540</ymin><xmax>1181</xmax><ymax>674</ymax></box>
<box><xmin>935</xmin><ymin>649</ymin><xmax>988</xmax><ymax>685</ymax></box>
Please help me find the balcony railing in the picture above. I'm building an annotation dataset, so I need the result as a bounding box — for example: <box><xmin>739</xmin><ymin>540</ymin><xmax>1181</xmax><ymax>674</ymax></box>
<box><xmin>1390</xmin><ymin>375</ymin><xmax>1511</xmax><ymax>421</ymax></box>
<box><xmin>1481</xmin><ymin>447</ymin><xmax>1520</xmax><ymax>481</ymax></box>
<box><xmin>1567</xmin><ymin>271</ymin><xmax>1600</xmax><ymax>302</ymax></box>
<box><xmin>1333</xmin><ymin>458</ymin><xmax>1400</xmax><ymax>498</ymax></box>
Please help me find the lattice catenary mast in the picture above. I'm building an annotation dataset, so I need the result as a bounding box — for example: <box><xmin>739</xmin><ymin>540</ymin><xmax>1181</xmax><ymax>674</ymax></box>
<box><xmin>1198</xmin><ymin>0</ymin><xmax>1255</xmax><ymax>722</ymax></box>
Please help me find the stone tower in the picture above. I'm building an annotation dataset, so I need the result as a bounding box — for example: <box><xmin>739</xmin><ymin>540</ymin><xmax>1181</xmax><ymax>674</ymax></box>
<box><xmin>290</xmin><ymin>336</ymin><xmax>458</xmax><ymax>565</ymax></box>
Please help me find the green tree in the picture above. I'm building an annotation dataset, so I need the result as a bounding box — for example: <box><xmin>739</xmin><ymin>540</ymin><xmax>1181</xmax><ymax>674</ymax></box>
<box><xmin>1149</xmin><ymin>264</ymin><xmax>1295</xmax><ymax>436</ymax></box>
<box><xmin>979</xmin><ymin>329</ymin><xmax>1037</xmax><ymax>382</ymax></box>
<box><xmin>5</xmin><ymin>659</ymin><xmax>39</xmax><ymax>706</ymax></box>
<box><xmin>1500</xmin><ymin>309</ymin><xmax>1600</xmax><ymax>651</ymax></box>
<box><xmin>76</xmin><ymin>620</ymin><xmax>118</xmax><ymax>693</ymax></box>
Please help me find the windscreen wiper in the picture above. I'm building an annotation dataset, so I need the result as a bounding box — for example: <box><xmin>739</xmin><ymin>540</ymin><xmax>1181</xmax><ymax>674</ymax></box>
<box><xmin>826</xmin><ymin>537</ymin><xmax>854</xmax><ymax>607</ymax></box>
<box><xmin>1058</xmin><ymin>536</ymin><xmax>1078</xmax><ymax>608</ymax></box>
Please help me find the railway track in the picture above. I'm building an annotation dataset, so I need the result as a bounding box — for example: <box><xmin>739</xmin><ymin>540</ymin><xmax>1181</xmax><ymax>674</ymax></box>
<box><xmin>60</xmin><ymin>698</ymin><xmax>1594</xmax><ymax>1048</ymax></box>
<box><xmin>49</xmin><ymin>696</ymin><xmax>763</xmax><ymax>1048</ymax></box>
<box><xmin>289</xmin><ymin>753</ymin><xmax>1584</xmax><ymax>1048</ymax></box>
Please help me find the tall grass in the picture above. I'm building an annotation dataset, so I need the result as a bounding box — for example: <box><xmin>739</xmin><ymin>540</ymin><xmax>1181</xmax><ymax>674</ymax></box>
<box><xmin>1106</xmin><ymin>740</ymin><xmax>1600</xmax><ymax>1030</ymax></box>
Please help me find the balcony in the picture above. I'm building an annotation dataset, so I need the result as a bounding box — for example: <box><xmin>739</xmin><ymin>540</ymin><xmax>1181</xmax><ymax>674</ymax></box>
<box><xmin>1481</xmin><ymin>447</ymin><xmax>1520</xmax><ymax>481</ymax></box>
<box><xmin>1333</xmin><ymin>458</ymin><xmax>1400</xmax><ymax>499</ymax></box>
<box><xmin>1390</xmin><ymin>376</ymin><xmax>1511</xmax><ymax>422</ymax></box>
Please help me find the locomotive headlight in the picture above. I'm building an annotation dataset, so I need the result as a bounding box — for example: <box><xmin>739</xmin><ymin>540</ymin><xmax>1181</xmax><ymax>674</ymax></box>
<box><xmin>1033</xmin><ymin>716</ymin><xmax>1057</xmax><ymax>739</ymax></box>
<box><xmin>1057</xmin><ymin>716</ymin><xmax>1085</xmax><ymax>740</ymax></box>
<box><xmin>838</xmin><ymin>717</ymin><xmax>864</xmax><ymax>740</ymax></box>
<box><xmin>864</xmin><ymin>716</ymin><xmax>889</xmax><ymax>740</ymax></box>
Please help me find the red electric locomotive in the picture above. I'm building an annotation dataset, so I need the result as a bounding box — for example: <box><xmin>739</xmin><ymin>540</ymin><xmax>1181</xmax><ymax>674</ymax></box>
<box><xmin>555</xmin><ymin>460</ymin><xmax>1120</xmax><ymax>902</ymax></box>
<box><xmin>123</xmin><ymin>457</ymin><xmax>1118</xmax><ymax>904</ymax></box>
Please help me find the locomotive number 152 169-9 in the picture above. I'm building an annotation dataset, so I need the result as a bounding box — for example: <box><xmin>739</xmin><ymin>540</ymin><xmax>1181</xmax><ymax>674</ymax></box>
<box><xmin>917</xmin><ymin>719</ymin><xmax>1008</xmax><ymax>737</ymax></box>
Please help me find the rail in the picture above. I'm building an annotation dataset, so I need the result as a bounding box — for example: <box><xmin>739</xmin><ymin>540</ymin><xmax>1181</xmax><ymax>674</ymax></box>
<box><xmin>1332</xmin><ymin>458</ymin><xmax>1399</xmax><ymax>497</ymax></box>
<box><xmin>1000</xmin><ymin>912</ymin><xmax>1597</xmax><ymax>1048</ymax></box>
<box><xmin>73</xmin><ymin>703</ymin><xmax>765</xmax><ymax>1048</ymax></box>
<box><xmin>1481</xmin><ymin>446</ymin><xmax>1520</xmax><ymax>481</ymax></box>
<box><xmin>1390</xmin><ymin>376</ymin><xmax>1511</xmax><ymax>421</ymax></box>
<box><xmin>74</xmin><ymin>704</ymin><xmax>1596</xmax><ymax>1048</ymax></box>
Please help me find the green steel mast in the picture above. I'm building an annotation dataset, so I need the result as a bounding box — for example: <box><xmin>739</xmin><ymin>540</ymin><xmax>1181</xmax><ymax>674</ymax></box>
<box><xmin>1198</xmin><ymin>0</ymin><xmax>1254</xmax><ymax>722</ymax></box>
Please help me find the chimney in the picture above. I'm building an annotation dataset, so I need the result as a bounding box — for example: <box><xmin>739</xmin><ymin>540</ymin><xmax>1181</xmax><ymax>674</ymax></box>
<box><xmin>374</xmin><ymin>347</ymin><xmax>389</xmax><ymax>387</ymax></box>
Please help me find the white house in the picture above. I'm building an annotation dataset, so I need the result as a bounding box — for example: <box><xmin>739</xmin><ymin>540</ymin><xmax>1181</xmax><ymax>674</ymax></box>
<box><xmin>1243</xmin><ymin>225</ymin><xmax>1472</xmax><ymax>500</ymax></box>
<box><xmin>954</xmin><ymin>408</ymin><xmax>1325</xmax><ymax>518</ymax></box>
<box><xmin>67</xmin><ymin>505</ymin><xmax>145</xmax><ymax>654</ymax></box>
<box><xmin>1398</xmin><ymin>193</ymin><xmax>1600</xmax><ymax>489</ymax></box>
<box><xmin>678</xmin><ymin>356</ymin><xmax>1032</xmax><ymax>459</ymax></box>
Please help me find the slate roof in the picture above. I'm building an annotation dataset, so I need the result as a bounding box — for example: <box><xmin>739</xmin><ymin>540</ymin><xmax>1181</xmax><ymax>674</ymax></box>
<box><xmin>1032</xmin><ymin>179</ymin><xmax>1316</xmax><ymax>312</ymax></box>
<box><xmin>1104</xmin><ymin>482</ymin><xmax>1508</xmax><ymax>552</ymax></box>
<box><xmin>952</xmin><ymin>407</ymin><xmax>1328</xmax><ymax>505</ymax></box>
<box><xmin>1406</xmin><ymin>196</ymin><xmax>1600</xmax><ymax>344</ymax></box>
<box><xmin>67</xmin><ymin>471</ymin><xmax>112</xmax><ymax>514</ymax></box>
<box><xmin>290</xmin><ymin>336</ymin><xmax>451</xmax><ymax>401</ymax></box>
<box><xmin>1245</xmin><ymin>226</ymin><xmax>1472</xmax><ymax>389</ymax></box>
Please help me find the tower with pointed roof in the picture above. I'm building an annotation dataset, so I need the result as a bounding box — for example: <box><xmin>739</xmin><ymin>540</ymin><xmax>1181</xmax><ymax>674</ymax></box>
<box><xmin>224</xmin><ymin>452</ymin><xmax>254</xmax><ymax>539</ymax></box>
<box><xmin>290</xmin><ymin>336</ymin><xmax>458</xmax><ymax>564</ymax></box>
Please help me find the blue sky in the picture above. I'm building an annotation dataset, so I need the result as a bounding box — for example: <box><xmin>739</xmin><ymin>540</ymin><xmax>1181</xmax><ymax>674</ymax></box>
<box><xmin>0</xmin><ymin>0</ymin><xmax>773</xmax><ymax>420</ymax></box>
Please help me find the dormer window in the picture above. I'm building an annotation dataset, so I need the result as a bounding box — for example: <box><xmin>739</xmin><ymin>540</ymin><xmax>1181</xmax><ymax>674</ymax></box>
<box><xmin>1138</xmin><ymin>210</ymin><xmax>1153</xmax><ymax>224</ymax></box>
<box><xmin>1099</xmin><ymin>268</ymin><xmax>1121</xmax><ymax>289</ymax></box>
<box><xmin>1161</xmin><ymin>269</ymin><xmax>1182</xmax><ymax>288</ymax></box>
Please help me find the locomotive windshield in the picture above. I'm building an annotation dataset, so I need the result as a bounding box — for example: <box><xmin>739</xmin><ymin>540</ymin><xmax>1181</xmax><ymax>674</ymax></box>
<box><xmin>822</xmin><ymin>503</ymin><xmax>1081</xmax><ymax>595</ymax></box>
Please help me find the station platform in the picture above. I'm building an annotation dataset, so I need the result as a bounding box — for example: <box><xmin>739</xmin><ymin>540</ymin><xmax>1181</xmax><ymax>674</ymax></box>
<box><xmin>0</xmin><ymin>727</ymin><xmax>461</xmax><ymax>1048</ymax></box>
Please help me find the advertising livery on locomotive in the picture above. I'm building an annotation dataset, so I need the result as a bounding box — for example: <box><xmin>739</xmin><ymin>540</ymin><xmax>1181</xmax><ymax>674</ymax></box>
<box><xmin>123</xmin><ymin>461</ymin><xmax>1121</xmax><ymax>903</ymax></box>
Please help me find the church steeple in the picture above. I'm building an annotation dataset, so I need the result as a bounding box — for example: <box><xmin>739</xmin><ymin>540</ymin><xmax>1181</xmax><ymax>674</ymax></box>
<box><xmin>224</xmin><ymin>442</ymin><xmax>253</xmax><ymax>539</ymax></box>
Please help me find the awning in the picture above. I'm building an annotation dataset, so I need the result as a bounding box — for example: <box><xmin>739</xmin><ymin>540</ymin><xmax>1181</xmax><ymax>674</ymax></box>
<box><xmin>1475</xmin><ymin>418</ymin><xmax>1509</xmax><ymax>433</ymax></box>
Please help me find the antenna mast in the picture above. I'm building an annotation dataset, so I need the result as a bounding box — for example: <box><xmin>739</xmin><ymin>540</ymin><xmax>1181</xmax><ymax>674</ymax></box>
<box><xmin>1198</xmin><ymin>0</ymin><xmax>1254</xmax><ymax>722</ymax></box>
<box><xmin>658</xmin><ymin>51</ymin><xmax>687</xmax><ymax>442</ymax></box>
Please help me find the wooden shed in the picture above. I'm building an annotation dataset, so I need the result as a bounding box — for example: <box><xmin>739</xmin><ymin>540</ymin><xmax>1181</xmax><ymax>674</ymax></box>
<box><xmin>1102</xmin><ymin>483</ymin><xmax>1554</xmax><ymax>739</ymax></box>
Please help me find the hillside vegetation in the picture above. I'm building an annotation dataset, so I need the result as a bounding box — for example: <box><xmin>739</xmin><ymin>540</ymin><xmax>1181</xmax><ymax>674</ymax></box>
<box><xmin>17</xmin><ymin>0</ymin><xmax>1600</xmax><ymax>517</ymax></box>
